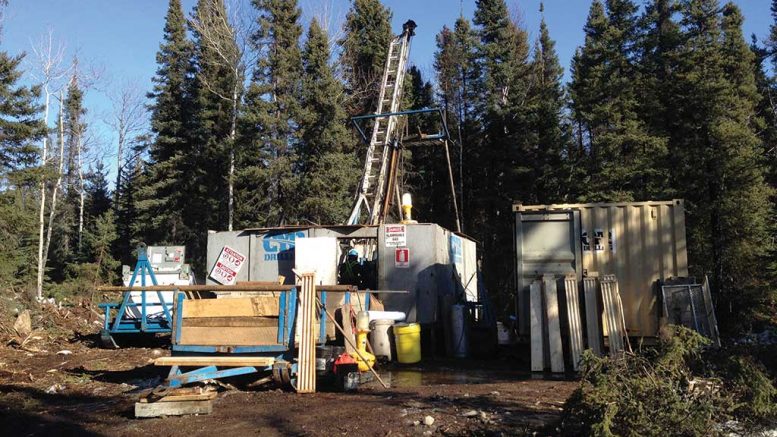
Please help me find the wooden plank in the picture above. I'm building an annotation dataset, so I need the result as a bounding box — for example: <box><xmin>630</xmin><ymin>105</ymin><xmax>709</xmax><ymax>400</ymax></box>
<box><xmin>182</xmin><ymin>316</ymin><xmax>278</xmax><ymax>328</ymax></box>
<box><xmin>139</xmin><ymin>391</ymin><xmax>218</xmax><ymax>403</ymax></box>
<box><xmin>543</xmin><ymin>275</ymin><xmax>564</xmax><ymax>373</ymax></box>
<box><xmin>154</xmin><ymin>356</ymin><xmax>276</xmax><ymax>367</ymax></box>
<box><xmin>564</xmin><ymin>276</ymin><xmax>584</xmax><ymax>371</ymax></box>
<box><xmin>178</xmin><ymin>326</ymin><xmax>279</xmax><ymax>346</ymax></box>
<box><xmin>182</xmin><ymin>297</ymin><xmax>280</xmax><ymax>318</ymax></box>
<box><xmin>297</xmin><ymin>272</ymin><xmax>317</xmax><ymax>394</ymax></box>
<box><xmin>530</xmin><ymin>280</ymin><xmax>545</xmax><ymax>372</ymax></box>
<box><xmin>135</xmin><ymin>400</ymin><xmax>212</xmax><ymax>418</ymax></box>
<box><xmin>583</xmin><ymin>277</ymin><xmax>603</xmax><ymax>356</ymax></box>
<box><xmin>601</xmin><ymin>275</ymin><xmax>624</xmax><ymax>357</ymax></box>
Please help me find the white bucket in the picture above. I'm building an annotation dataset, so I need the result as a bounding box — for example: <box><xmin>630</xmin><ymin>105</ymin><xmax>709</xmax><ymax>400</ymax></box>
<box><xmin>369</xmin><ymin>319</ymin><xmax>395</xmax><ymax>361</ymax></box>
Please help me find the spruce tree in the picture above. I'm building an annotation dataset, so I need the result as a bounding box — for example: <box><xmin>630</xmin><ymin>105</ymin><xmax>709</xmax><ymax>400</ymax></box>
<box><xmin>471</xmin><ymin>0</ymin><xmax>532</xmax><ymax>307</ymax></box>
<box><xmin>236</xmin><ymin>0</ymin><xmax>303</xmax><ymax>227</ymax></box>
<box><xmin>570</xmin><ymin>0</ymin><xmax>668</xmax><ymax>202</ymax></box>
<box><xmin>84</xmin><ymin>162</ymin><xmax>112</xmax><ymax>222</ymax></box>
<box><xmin>527</xmin><ymin>15</ymin><xmax>568</xmax><ymax>204</ymax></box>
<box><xmin>297</xmin><ymin>18</ymin><xmax>358</xmax><ymax>224</ymax></box>
<box><xmin>339</xmin><ymin>0</ymin><xmax>393</xmax><ymax>116</ymax></box>
<box><xmin>189</xmin><ymin>0</ymin><xmax>242</xmax><ymax>236</ymax></box>
<box><xmin>434</xmin><ymin>16</ymin><xmax>479</xmax><ymax>228</ymax></box>
<box><xmin>138</xmin><ymin>0</ymin><xmax>195</xmax><ymax>251</ymax></box>
<box><xmin>672</xmin><ymin>0</ymin><xmax>774</xmax><ymax>330</ymax></box>
<box><xmin>0</xmin><ymin>47</ymin><xmax>45</xmax><ymax>287</ymax></box>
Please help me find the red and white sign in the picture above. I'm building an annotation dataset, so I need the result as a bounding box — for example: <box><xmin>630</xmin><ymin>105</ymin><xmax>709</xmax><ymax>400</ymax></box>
<box><xmin>385</xmin><ymin>225</ymin><xmax>407</xmax><ymax>247</ymax></box>
<box><xmin>395</xmin><ymin>247</ymin><xmax>410</xmax><ymax>268</ymax></box>
<box><xmin>209</xmin><ymin>245</ymin><xmax>246</xmax><ymax>285</ymax></box>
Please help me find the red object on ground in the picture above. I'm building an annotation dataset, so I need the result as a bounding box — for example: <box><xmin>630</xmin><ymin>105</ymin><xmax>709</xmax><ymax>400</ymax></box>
<box><xmin>333</xmin><ymin>353</ymin><xmax>357</xmax><ymax>374</ymax></box>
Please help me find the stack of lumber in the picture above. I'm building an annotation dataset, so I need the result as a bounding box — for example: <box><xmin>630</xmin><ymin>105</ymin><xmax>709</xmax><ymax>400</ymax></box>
<box><xmin>135</xmin><ymin>387</ymin><xmax>217</xmax><ymax>418</ymax></box>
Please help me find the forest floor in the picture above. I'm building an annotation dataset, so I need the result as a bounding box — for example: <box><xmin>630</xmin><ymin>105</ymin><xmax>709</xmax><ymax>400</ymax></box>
<box><xmin>0</xmin><ymin>302</ymin><xmax>576</xmax><ymax>437</ymax></box>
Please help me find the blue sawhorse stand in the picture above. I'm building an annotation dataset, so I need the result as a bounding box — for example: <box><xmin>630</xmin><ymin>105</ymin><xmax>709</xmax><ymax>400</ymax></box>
<box><xmin>99</xmin><ymin>243</ymin><xmax>173</xmax><ymax>348</ymax></box>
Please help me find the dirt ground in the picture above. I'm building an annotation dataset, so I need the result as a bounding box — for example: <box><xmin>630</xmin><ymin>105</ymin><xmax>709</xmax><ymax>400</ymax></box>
<box><xmin>0</xmin><ymin>303</ymin><xmax>576</xmax><ymax>437</ymax></box>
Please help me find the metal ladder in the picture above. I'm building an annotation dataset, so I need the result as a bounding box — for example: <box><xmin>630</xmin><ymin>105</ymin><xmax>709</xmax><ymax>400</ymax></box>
<box><xmin>348</xmin><ymin>20</ymin><xmax>416</xmax><ymax>225</ymax></box>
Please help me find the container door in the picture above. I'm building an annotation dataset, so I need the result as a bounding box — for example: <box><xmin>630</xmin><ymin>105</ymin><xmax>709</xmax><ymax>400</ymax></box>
<box><xmin>515</xmin><ymin>210</ymin><xmax>582</xmax><ymax>336</ymax></box>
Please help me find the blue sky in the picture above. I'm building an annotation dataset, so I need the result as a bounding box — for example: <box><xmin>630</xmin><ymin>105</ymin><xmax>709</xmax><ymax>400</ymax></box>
<box><xmin>2</xmin><ymin>0</ymin><xmax>774</xmax><ymax>178</ymax></box>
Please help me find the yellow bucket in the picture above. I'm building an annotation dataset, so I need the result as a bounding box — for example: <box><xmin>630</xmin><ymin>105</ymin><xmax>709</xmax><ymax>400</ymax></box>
<box><xmin>393</xmin><ymin>323</ymin><xmax>421</xmax><ymax>364</ymax></box>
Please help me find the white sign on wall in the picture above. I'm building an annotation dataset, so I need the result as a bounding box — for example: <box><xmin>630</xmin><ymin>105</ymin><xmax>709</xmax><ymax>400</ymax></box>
<box><xmin>209</xmin><ymin>245</ymin><xmax>246</xmax><ymax>285</ymax></box>
<box><xmin>385</xmin><ymin>225</ymin><xmax>407</xmax><ymax>247</ymax></box>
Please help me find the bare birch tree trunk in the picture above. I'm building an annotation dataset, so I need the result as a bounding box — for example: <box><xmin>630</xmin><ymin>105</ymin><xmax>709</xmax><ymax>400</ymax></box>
<box><xmin>77</xmin><ymin>132</ymin><xmax>85</xmax><ymax>251</ymax></box>
<box><xmin>35</xmin><ymin>88</ymin><xmax>50</xmax><ymax>300</ymax></box>
<box><xmin>43</xmin><ymin>90</ymin><xmax>66</xmax><ymax>268</ymax></box>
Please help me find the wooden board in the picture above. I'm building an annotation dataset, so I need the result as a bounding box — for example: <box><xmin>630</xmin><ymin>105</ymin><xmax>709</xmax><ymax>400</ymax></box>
<box><xmin>182</xmin><ymin>316</ymin><xmax>278</xmax><ymax>328</ymax></box>
<box><xmin>296</xmin><ymin>272</ymin><xmax>317</xmax><ymax>394</ymax></box>
<box><xmin>178</xmin><ymin>326</ymin><xmax>279</xmax><ymax>346</ymax></box>
<box><xmin>564</xmin><ymin>276</ymin><xmax>584</xmax><ymax>371</ymax></box>
<box><xmin>135</xmin><ymin>400</ymin><xmax>212</xmax><ymax>418</ymax></box>
<box><xmin>601</xmin><ymin>275</ymin><xmax>624</xmax><ymax>357</ymax></box>
<box><xmin>182</xmin><ymin>297</ymin><xmax>279</xmax><ymax>318</ymax></box>
<box><xmin>583</xmin><ymin>277</ymin><xmax>603</xmax><ymax>356</ymax></box>
<box><xmin>543</xmin><ymin>275</ymin><xmax>564</xmax><ymax>373</ymax></box>
<box><xmin>139</xmin><ymin>388</ymin><xmax>218</xmax><ymax>403</ymax></box>
<box><xmin>529</xmin><ymin>280</ymin><xmax>545</xmax><ymax>372</ymax></box>
<box><xmin>154</xmin><ymin>356</ymin><xmax>276</xmax><ymax>367</ymax></box>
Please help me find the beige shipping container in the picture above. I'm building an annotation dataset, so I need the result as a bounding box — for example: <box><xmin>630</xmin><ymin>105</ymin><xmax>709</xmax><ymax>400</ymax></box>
<box><xmin>514</xmin><ymin>200</ymin><xmax>689</xmax><ymax>337</ymax></box>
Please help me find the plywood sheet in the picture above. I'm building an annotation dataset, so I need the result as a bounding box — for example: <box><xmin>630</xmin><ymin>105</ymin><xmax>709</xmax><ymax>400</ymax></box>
<box><xmin>182</xmin><ymin>297</ymin><xmax>279</xmax><ymax>318</ymax></box>
<box><xmin>530</xmin><ymin>280</ymin><xmax>544</xmax><ymax>372</ymax></box>
<box><xmin>178</xmin><ymin>326</ymin><xmax>279</xmax><ymax>346</ymax></box>
<box><xmin>564</xmin><ymin>276</ymin><xmax>584</xmax><ymax>371</ymax></box>
<box><xmin>583</xmin><ymin>277</ymin><xmax>603</xmax><ymax>356</ymax></box>
<box><xmin>543</xmin><ymin>275</ymin><xmax>564</xmax><ymax>373</ymax></box>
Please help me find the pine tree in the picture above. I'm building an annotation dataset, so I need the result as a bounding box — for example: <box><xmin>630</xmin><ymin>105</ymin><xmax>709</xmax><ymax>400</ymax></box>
<box><xmin>672</xmin><ymin>0</ymin><xmax>774</xmax><ymax>330</ymax></box>
<box><xmin>236</xmin><ymin>0</ymin><xmax>304</xmax><ymax>227</ymax></box>
<box><xmin>339</xmin><ymin>0</ymin><xmax>393</xmax><ymax>116</ymax></box>
<box><xmin>297</xmin><ymin>18</ymin><xmax>358</xmax><ymax>224</ymax></box>
<box><xmin>0</xmin><ymin>47</ymin><xmax>45</xmax><ymax>287</ymax></box>
<box><xmin>138</xmin><ymin>0</ymin><xmax>195</xmax><ymax>250</ymax></box>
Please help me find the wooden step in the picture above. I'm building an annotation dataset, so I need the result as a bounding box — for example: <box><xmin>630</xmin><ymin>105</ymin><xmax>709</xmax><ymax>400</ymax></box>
<box><xmin>154</xmin><ymin>356</ymin><xmax>277</xmax><ymax>367</ymax></box>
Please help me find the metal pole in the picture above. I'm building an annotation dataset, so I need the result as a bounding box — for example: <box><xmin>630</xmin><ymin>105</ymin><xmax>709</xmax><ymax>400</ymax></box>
<box><xmin>443</xmin><ymin>140</ymin><xmax>462</xmax><ymax>233</ymax></box>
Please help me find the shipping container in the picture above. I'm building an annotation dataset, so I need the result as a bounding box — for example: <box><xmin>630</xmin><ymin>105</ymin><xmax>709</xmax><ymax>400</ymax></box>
<box><xmin>514</xmin><ymin>200</ymin><xmax>688</xmax><ymax>337</ymax></box>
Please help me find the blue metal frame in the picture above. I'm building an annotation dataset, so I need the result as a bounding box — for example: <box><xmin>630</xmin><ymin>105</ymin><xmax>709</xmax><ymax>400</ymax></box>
<box><xmin>162</xmin><ymin>288</ymin><xmax>370</xmax><ymax>389</ymax></box>
<box><xmin>350</xmin><ymin>107</ymin><xmax>451</xmax><ymax>144</ymax></box>
<box><xmin>100</xmin><ymin>245</ymin><xmax>174</xmax><ymax>337</ymax></box>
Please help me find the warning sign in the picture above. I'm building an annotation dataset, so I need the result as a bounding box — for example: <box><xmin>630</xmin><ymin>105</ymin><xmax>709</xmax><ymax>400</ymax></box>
<box><xmin>384</xmin><ymin>225</ymin><xmax>407</xmax><ymax>247</ymax></box>
<box><xmin>395</xmin><ymin>247</ymin><xmax>410</xmax><ymax>268</ymax></box>
<box><xmin>209</xmin><ymin>245</ymin><xmax>246</xmax><ymax>285</ymax></box>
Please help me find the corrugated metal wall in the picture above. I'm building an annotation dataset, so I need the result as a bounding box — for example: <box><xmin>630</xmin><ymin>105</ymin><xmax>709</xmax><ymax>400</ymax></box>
<box><xmin>514</xmin><ymin>200</ymin><xmax>689</xmax><ymax>337</ymax></box>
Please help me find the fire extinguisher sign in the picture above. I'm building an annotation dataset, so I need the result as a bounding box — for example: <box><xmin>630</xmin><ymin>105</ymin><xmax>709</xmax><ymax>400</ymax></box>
<box><xmin>395</xmin><ymin>247</ymin><xmax>410</xmax><ymax>268</ymax></box>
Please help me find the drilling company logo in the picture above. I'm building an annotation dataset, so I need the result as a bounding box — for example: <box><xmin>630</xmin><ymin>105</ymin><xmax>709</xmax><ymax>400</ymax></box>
<box><xmin>262</xmin><ymin>232</ymin><xmax>305</xmax><ymax>261</ymax></box>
